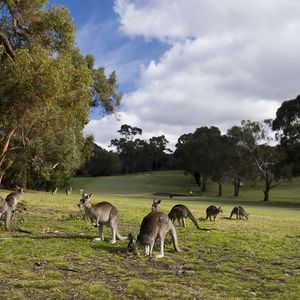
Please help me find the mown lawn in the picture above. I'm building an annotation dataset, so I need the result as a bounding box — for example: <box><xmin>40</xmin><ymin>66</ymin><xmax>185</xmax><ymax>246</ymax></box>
<box><xmin>0</xmin><ymin>171</ymin><xmax>299</xmax><ymax>299</ymax></box>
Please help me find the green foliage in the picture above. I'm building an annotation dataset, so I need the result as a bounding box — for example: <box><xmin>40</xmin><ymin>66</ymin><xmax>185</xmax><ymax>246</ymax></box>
<box><xmin>110</xmin><ymin>125</ymin><xmax>171</xmax><ymax>174</ymax></box>
<box><xmin>78</xmin><ymin>143</ymin><xmax>121</xmax><ymax>177</ymax></box>
<box><xmin>273</xmin><ymin>95</ymin><xmax>300</xmax><ymax>176</ymax></box>
<box><xmin>0</xmin><ymin>1</ymin><xmax>122</xmax><ymax>189</ymax></box>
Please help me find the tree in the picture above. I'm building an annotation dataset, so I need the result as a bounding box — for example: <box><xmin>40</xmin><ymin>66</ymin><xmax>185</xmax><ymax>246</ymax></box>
<box><xmin>110</xmin><ymin>125</ymin><xmax>143</xmax><ymax>173</ymax></box>
<box><xmin>273</xmin><ymin>95</ymin><xmax>300</xmax><ymax>176</ymax></box>
<box><xmin>174</xmin><ymin>126</ymin><xmax>225</xmax><ymax>193</ymax></box>
<box><xmin>233</xmin><ymin>120</ymin><xmax>280</xmax><ymax>201</ymax></box>
<box><xmin>78</xmin><ymin>144</ymin><xmax>120</xmax><ymax>177</ymax></box>
<box><xmin>0</xmin><ymin>1</ymin><xmax>121</xmax><ymax>187</ymax></box>
<box><xmin>149</xmin><ymin>135</ymin><xmax>171</xmax><ymax>170</ymax></box>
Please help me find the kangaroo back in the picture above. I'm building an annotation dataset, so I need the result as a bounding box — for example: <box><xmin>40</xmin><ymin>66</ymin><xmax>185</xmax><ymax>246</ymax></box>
<box><xmin>129</xmin><ymin>211</ymin><xmax>180</xmax><ymax>258</ymax></box>
<box><xmin>206</xmin><ymin>205</ymin><xmax>222</xmax><ymax>221</ymax></box>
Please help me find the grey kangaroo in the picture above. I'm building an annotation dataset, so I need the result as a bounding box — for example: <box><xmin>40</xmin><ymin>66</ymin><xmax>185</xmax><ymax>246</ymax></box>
<box><xmin>230</xmin><ymin>206</ymin><xmax>249</xmax><ymax>220</ymax></box>
<box><xmin>78</xmin><ymin>193</ymin><xmax>127</xmax><ymax>243</ymax></box>
<box><xmin>168</xmin><ymin>204</ymin><xmax>200</xmax><ymax>229</ymax></box>
<box><xmin>206</xmin><ymin>205</ymin><xmax>223</xmax><ymax>221</ymax></box>
<box><xmin>0</xmin><ymin>188</ymin><xmax>23</xmax><ymax>231</ymax></box>
<box><xmin>128</xmin><ymin>211</ymin><xmax>181</xmax><ymax>258</ymax></box>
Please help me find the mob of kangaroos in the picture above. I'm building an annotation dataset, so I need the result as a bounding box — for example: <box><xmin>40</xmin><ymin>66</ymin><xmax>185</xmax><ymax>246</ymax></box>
<box><xmin>127</xmin><ymin>210</ymin><xmax>181</xmax><ymax>258</ymax></box>
<box><xmin>78</xmin><ymin>193</ymin><xmax>127</xmax><ymax>243</ymax></box>
<box><xmin>0</xmin><ymin>187</ymin><xmax>23</xmax><ymax>231</ymax></box>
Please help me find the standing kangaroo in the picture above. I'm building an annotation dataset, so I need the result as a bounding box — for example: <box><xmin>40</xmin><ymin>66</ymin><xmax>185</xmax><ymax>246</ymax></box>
<box><xmin>168</xmin><ymin>204</ymin><xmax>200</xmax><ymax>229</ymax></box>
<box><xmin>0</xmin><ymin>188</ymin><xmax>23</xmax><ymax>231</ymax></box>
<box><xmin>230</xmin><ymin>206</ymin><xmax>249</xmax><ymax>220</ymax></box>
<box><xmin>127</xmin><ymin>211</ymin><xmax>181</xmax><ymax>258</ymax></box>
<box><xmin>206</xmin><ymin>205</ymin><xmax>223</xmax><ymax>221</ymax></box>
<box><xmin>78</xmin><ymin>193</ymin><xmax>127</xmax><ymax>243</ymax></box>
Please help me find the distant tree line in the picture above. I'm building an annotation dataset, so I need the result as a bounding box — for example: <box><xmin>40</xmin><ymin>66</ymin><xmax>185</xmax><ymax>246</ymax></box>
<box><xmin>78</xmin><ymin>124</ymin><xmax>173</xmax><ymax>176</ymax></box>
<box><xmin>80</xmin><ymin>95</ymin><xmax>300</xmax><ymax>202</ymax></box>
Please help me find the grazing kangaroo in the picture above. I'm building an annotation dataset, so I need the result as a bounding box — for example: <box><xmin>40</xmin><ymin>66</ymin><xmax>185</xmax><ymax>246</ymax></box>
<box><xmin>168</xmin><ymin>204</ymin><xmax>200</xmax><ymax>229</ymax></box>
<box><xmin>206</xmin><ymin>205</ymin><xmax>223</xmax><ymax>221</ymax></box>
<box><xmin>151</xmin><ymin>199</ymin><xmax>161</xmax><ymax>212</ymax></box>
<box><xmin>128</xmin><ymin>211</ymin><xmax>181</xmax><ymax>258</ymax></box>
<box><xmin>230</xmin><ymin>206</ymin><xmax>249</xmax><ymax>220</ymax></box>
<box><xmin>78</xmin><ymin>193</ymin><xmax>127</xmax><ymax>243</ymax></box>
<box><xmin>0</xmin><ymin>188</ymin><xmax>23</xmax><ymax>231</ymax></box>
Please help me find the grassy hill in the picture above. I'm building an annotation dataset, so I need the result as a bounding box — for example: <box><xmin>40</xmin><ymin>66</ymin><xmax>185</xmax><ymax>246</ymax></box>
<box><xmin>0</xmin><ymin>171</ymin><xmax>299</xmax><ymax>299</ymax></box>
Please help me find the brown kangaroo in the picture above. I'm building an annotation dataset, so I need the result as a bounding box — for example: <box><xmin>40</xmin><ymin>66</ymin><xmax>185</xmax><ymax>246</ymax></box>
<box><xmin>127</xmin><ymin>211</ymin><xmax>181</xmax><ymax>258</ymax></box>
<box><xmin>78</xmin><ymin>193</ymin><xmax>127</xmax><ymax>243</ymax></box>
<box><xmin>230</xmin><ymin>206</ymin><xmax>249</xmax><ymax>220</ymax></box>
<box><xmin>0</xmin><ymin>188</ymin><xmax>23</xmax><ymax>231</ymax></box>
<box><xmin>168</xmin><ymin>204</ymin><xmax>200</xmax><ymax>229</ymax></box>
<box><xmin>206</xmin><ymin>205</ymin><xmax>223</xmax><ymax>221</ymax></box>
<box><xmin>151</xmin><ymin>199</ymin><xmax>161</xmax><ymax>212</ymax></box>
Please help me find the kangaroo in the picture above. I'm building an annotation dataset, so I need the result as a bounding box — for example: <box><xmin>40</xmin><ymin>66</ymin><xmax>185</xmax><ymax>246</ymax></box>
<box><xmin>65</xmin><ymin>186</ymin><xmax>72</xmax><ymax>196</ymax></box>
<box><xmin>78</xmin><ymin>193</ymin><xmax>127</xmax><ymax>243</ymax></box>
<box><xmin>127</xmin><ymin>211</ymin><xmax>181</xmax><ymax>258</ymax></box>
<box><xmin>230</xmin><ymin>206</ymin><xmax>249</xmax><ymax>220</ymax></box>
<box><xmin>0</xmin><ymin>188</ymin><xmax>23</xmax><ymax>231</ymax></box>
<box><xmin>206</xmin><ymin>205</ymin><xmax>223</xmax><ymax>221</ymax></box>
<box><xmin>151</xmin><ymin>199</ymin><xmax>161</xmax><ymax>212</ymax></box>
<box><xmin>168</xmin><ymin>204</ymin><xmax>200</xmax><ymax>229</ymax></box>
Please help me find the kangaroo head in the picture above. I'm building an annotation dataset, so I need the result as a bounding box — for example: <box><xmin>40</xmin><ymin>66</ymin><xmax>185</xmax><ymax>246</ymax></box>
<box><xmin>151</xmin><ymin>199</ymin><xmax>161</xmax><ymax>212</ymax></box>
<box><xmin>218</xmin><ymin>206</ymin><xmax>223</xmax><ymax>213</ymax></box>
<box><xmin>78</xmin><ymin>193</ymin><xmax>92</xmax><ymax>208</ymax></box>
<box><xmin>127</xmin><ymin>233</ymin><xmax>137</xmax><ymax>253</ymax></box>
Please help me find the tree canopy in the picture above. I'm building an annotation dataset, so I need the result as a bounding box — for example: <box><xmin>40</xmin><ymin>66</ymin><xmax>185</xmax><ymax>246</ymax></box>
<box><xmin>0</xmin><ymin>0</ymin><xmax>121</xmax><ymax>188</ymax></box>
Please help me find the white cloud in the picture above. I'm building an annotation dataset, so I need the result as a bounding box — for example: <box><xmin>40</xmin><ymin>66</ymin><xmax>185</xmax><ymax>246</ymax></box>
<box><xmin>84</xmin><ymin>0</ymin><xmax>300</xmax><ymax>150</ymax></box>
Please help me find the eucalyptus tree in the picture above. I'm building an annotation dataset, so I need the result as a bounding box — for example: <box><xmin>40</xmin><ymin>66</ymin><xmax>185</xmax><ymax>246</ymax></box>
<box><xmin>230</xmin><ymin>120</ymin><xmax>280</xmax><ymax>201</ymax></box>
<box><xmin>273</xmin><ymin>95</ymin><xmax>300</xmax><ymax>176</ymax></box>
<box><xmin>0</xmin><ymin>0</ymin><xmax>121</xmax><ymax>187</ymax></box>
<box><xmin>149</xmin><ymin>135</ymin><xmax>171</xmax><ymax>170</ymax></box>
<box><xmin>110</xmin><ymin>125</ymin><xmax>143</xmax><ymax>173</ymax></box>
<box><xmin>174</xmin><ymin>126</ymin><xmax>226</xmax><ymax>193</ymax></box>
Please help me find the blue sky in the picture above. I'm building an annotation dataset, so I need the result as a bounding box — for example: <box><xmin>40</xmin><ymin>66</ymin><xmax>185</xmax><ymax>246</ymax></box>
<box><xmin>47</xmin><ymin>0</ymin><xmax>300</xmax><ymax>149</ymax></box>
<box><xmin>48</xmin><ymin>0</ymin><xmax>168</xmax><ymax>94</ymax></box>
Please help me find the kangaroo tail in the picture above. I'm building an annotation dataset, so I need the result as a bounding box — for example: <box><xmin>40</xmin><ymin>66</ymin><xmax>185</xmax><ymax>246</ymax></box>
<box><xmin>187</xmin><ymin>210</ymin><xmax>200</xmax><ymax>229</ymax></box>
<box><xmin>170</xmin><ymin>224</ymin><xmax>181</xmax><ymax>252</ymax></box>
<box><xmin>5</xmin><ymin>209</ymin><xmax>12</xmax><ymax>231</ymax></box>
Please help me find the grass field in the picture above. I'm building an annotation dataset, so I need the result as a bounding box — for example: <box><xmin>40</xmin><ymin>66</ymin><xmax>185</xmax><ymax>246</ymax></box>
<box><xmin>0</xmin><ymin>171</ymin><xmax>299</xmax><ymax>299</ymax></box>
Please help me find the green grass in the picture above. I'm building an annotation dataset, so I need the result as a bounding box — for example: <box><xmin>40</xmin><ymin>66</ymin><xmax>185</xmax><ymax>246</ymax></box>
<box><xmin>0</xmin><ymin>170</ymin><xmax>299</xmax><ymax>299</ymax></box>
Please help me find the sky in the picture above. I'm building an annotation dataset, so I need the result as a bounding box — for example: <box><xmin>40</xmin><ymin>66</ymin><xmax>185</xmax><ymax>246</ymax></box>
<box><xmin>48</xmin><ymin>0</ymin><xmax>300</xmax><ymax>149</ymax></box>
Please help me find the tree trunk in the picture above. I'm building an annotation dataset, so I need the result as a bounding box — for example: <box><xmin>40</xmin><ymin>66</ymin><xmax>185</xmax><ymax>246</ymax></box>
<box><xmin>233</xmin><ymin>177</ymin><xmax>240</xmax><ymax>197</ymax></box>
<box><xmin>0</xmin><ymin>128</ymin><xmax>16</xmax><ymax>168</ymax></box>
<box><xmin>218</xmin><ymin>180</ymin><xmax>222</xmax><ymax>196</ymax></box>
<box><xmin>201</xmin><ymin>174</ymin><xmax>207</xmax><ymax>192</ymax></box>
<box><xmin>263</xmin><ymin>179</ymin><xmax>271</xmax><ymax>201</ymax></box>
<box><xmin>193</xmin><ymin>171</ymin><xmax>201</xmax><ymax>186</ymax></box>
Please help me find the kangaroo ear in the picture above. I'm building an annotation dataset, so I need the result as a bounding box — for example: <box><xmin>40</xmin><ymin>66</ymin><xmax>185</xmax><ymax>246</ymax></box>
<box><xmin>88</xmin><ymin>193</ymin><xmax>92</xmax><ymax>198</ymax></box>
<box><xmin>157</xmin><ymin>200</ymin><xmax>161</xmax><ymax>204</ymax></box>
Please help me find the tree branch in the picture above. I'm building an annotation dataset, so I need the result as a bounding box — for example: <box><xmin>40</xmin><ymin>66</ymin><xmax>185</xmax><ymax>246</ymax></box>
<box><xmin>0</xmin><ymin>32</ymin><xmax>15</xmax><ymax>60</ymax></box>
